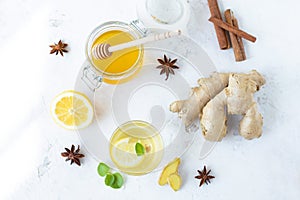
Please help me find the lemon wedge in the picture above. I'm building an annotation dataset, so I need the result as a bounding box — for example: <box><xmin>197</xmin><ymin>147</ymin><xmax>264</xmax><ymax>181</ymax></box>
<box><xmin>51</xmin><ymin>90</ymin><xmax>93</xmax><ymax>130</ymax></box>
<box><xmin>110</xmin><ymin>138</ymin><xmax>144</xmax><ymax>168</ymax></box>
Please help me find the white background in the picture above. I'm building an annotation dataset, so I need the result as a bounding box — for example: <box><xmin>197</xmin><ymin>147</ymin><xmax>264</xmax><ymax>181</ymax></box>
<box><xmin>0</xmin><ymin>0</ymin><xmax>299</xmax><ymax>199</ymax></box>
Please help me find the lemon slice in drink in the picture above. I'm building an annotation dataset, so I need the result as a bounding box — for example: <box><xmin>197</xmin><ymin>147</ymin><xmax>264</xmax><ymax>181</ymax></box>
<box><xmin>110</xmin><ymin>138</ymin><xmax>144</xmax><ymax>168</ymax></box>
<box><xmin>51</xmin><ymin>90</ymin><xmax>94</xmax><ymax>130</ymax></box>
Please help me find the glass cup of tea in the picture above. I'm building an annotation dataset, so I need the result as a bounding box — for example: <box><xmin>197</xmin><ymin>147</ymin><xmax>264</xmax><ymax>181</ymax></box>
<box><xmin>109</xmin><ymin>120</ymin><xmax>164</xmax><ymax>176</ymax></box>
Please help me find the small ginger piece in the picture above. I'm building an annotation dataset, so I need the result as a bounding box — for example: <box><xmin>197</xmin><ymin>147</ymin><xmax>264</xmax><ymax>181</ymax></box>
<box><xmin>168</xmin><ymin>173</ymin><xmax>182</xmax><ymax>191</ymax></box>
<box><xmin>169</xmin><ymin>73</ymin><xmax>229</xmax><ymax>130</ymax></box>
<box><xmin>158</xmin><ymin>158</ymin><xmax>180</xmax><ymax>186</ymax></box>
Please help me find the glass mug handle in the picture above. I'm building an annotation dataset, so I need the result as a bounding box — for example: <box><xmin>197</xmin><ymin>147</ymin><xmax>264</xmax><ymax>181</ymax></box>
<box><xmin>81</xmin><ymin>60</ymin><xmax>102</xmax><ymax>91</ymax></box>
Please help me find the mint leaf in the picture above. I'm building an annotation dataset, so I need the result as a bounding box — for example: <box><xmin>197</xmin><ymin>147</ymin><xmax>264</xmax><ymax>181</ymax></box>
<box><xmin>97</xmin><ymin>162</ymin><xmax>110</xmax><ymax>177</ymax></box>
<box><xmin>97</xmin><ymin>163</ymin><xmax>124</xmax><ymax>189</ymax></box>
<box><xmin>111</xmin><ymin>173</ymin><xmax>124</xmax><ymax>189</ymax></box>
<box><xmin>105</xmin><ymin>173</ymin><xmax>115</xmax><ymax>186</ymax></box>
<box><xmin>135</xmin><ymin>143</ymin><xmax>145</xmax><ymax>156</ymax></box>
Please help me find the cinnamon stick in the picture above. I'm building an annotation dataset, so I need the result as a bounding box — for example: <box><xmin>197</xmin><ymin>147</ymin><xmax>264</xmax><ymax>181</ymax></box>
<box><xmin>209</xmin><ymin>17</ymin><xmax>256</xmax><ymax>43</ymax></box>
<box><xmin>224</xmin><ymin>9</ymin><xmax>246</xmax><ymax>62</ymax></box>
<box><xmin>207</xmin><ymin>0</ymin><xmax>230</xmax><ymax>49</ymax></box>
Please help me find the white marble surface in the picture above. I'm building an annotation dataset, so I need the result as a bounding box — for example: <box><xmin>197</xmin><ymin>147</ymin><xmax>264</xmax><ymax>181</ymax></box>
<box><xmin>0</xmin><ymin>0</ymin><xmax>300</xmax><ymax>199</ymax></box>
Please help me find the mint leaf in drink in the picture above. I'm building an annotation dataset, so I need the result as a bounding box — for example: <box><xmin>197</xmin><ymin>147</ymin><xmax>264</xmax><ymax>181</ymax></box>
<box><xmin>97</xmin><ymin>162</ymin><xmax>110</xmax><ymax>177</ymax></box>
<box><xmin>111</xmin><ymin>173</ymin><xmax>124</xmax><ymax>189</ymax></box>
<box><xmin>135</xmin><ymin>142</ymin><xmax>145</xmax><ymax>156</ymax></box>
<box><xmin>105</xmin><ymin>173</ymin><xmax>115</xmax><ymax>186</ymax></box>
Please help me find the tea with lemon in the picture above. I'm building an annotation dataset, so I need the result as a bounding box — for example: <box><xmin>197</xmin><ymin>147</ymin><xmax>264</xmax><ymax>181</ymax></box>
<box><xmin>109</xmin><ymin>121</ymin><xmax>164</xmax><ymax>175</ymax></box>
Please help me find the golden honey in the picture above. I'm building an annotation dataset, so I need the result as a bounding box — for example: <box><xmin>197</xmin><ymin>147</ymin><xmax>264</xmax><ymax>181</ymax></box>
<box><xmin>91</xmin><ymin>30</ymin><xmax>143</xmax><ymax>84</ymax></box>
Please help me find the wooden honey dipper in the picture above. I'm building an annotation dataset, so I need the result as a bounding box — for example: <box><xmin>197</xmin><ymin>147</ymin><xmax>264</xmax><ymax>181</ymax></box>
<box><xmin>92</xmin><ymin>30</ymin><xmax>182</xmax><ymax>60</ymax></box>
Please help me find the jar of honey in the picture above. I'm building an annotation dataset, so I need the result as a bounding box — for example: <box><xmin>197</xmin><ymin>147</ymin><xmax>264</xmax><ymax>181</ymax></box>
<box><xmin>82</xmin><ymin>20</ymin><xmax>147</xmax><ymax>90</ymax></box>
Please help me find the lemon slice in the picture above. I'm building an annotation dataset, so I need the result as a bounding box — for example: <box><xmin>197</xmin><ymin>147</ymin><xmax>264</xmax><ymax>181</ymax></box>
<box><xmin>51</xmin><ymin>90</ymin><xmax>94</xmax><ymax>130</ymax></box>
<box><xmin>110</xmin><ymin>138</ymin><xmax>144</xmax><ymax>168</ymax></box>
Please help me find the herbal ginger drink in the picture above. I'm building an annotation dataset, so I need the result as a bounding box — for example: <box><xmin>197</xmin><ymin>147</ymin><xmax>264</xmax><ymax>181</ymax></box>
<box><xmin>109</xmin><ymin>121</ymin><xmax>164</xmax><ymax>175</ymax></box>
<box><xmin>90</xmin><ymin>30</ymin><xmax>143</xmax><ymax>84</ymax></box>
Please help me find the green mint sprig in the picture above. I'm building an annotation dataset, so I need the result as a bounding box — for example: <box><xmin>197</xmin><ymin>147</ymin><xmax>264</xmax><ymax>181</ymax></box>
<box><xmin>97</xmin><ymin>162</ymin><xmax>124</xmax><ymax>189</ymax></box>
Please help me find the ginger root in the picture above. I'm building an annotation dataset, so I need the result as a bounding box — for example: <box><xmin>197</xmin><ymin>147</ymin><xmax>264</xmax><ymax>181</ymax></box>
<box><xmin>169</xmin><ymin>72</ymin><xmax>229</xmax><ymax>130</ymax></box>
<box><xmin>170</xmin><ymin>70</ymin><xmax>265</xmax><ymax>141</ymax></box>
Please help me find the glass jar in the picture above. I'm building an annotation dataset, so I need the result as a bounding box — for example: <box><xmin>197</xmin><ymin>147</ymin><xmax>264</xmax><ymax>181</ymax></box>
<box><xmin>146</xmin><ymin>0</ymin><xmax>184</xmax><ymax>24</ymax></box>
<box><xmin>82</xmin><ymin>21</ymin><xmax>147</xmax><ymax>90</ymax></box>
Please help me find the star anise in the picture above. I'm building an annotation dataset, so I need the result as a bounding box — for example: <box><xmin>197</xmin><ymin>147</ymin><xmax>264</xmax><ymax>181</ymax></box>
<box><xmin>49</xmin><ymin>40</ymin><xmax>68</xmax><ymax>56</ymax></box>
<box><xmin>61</xmin><ymin>145</ymin><xmax>85</xmax><ymax>166</ymax></box>
<box><xmin>156</xmin><ymin>54</ymin><xmax>179</xmax><ymax>80</ymax></box>
<box><xmin>195</xmin><ymin>166</ymin><xmax>215</xmax><ymax>187</ymax></box>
